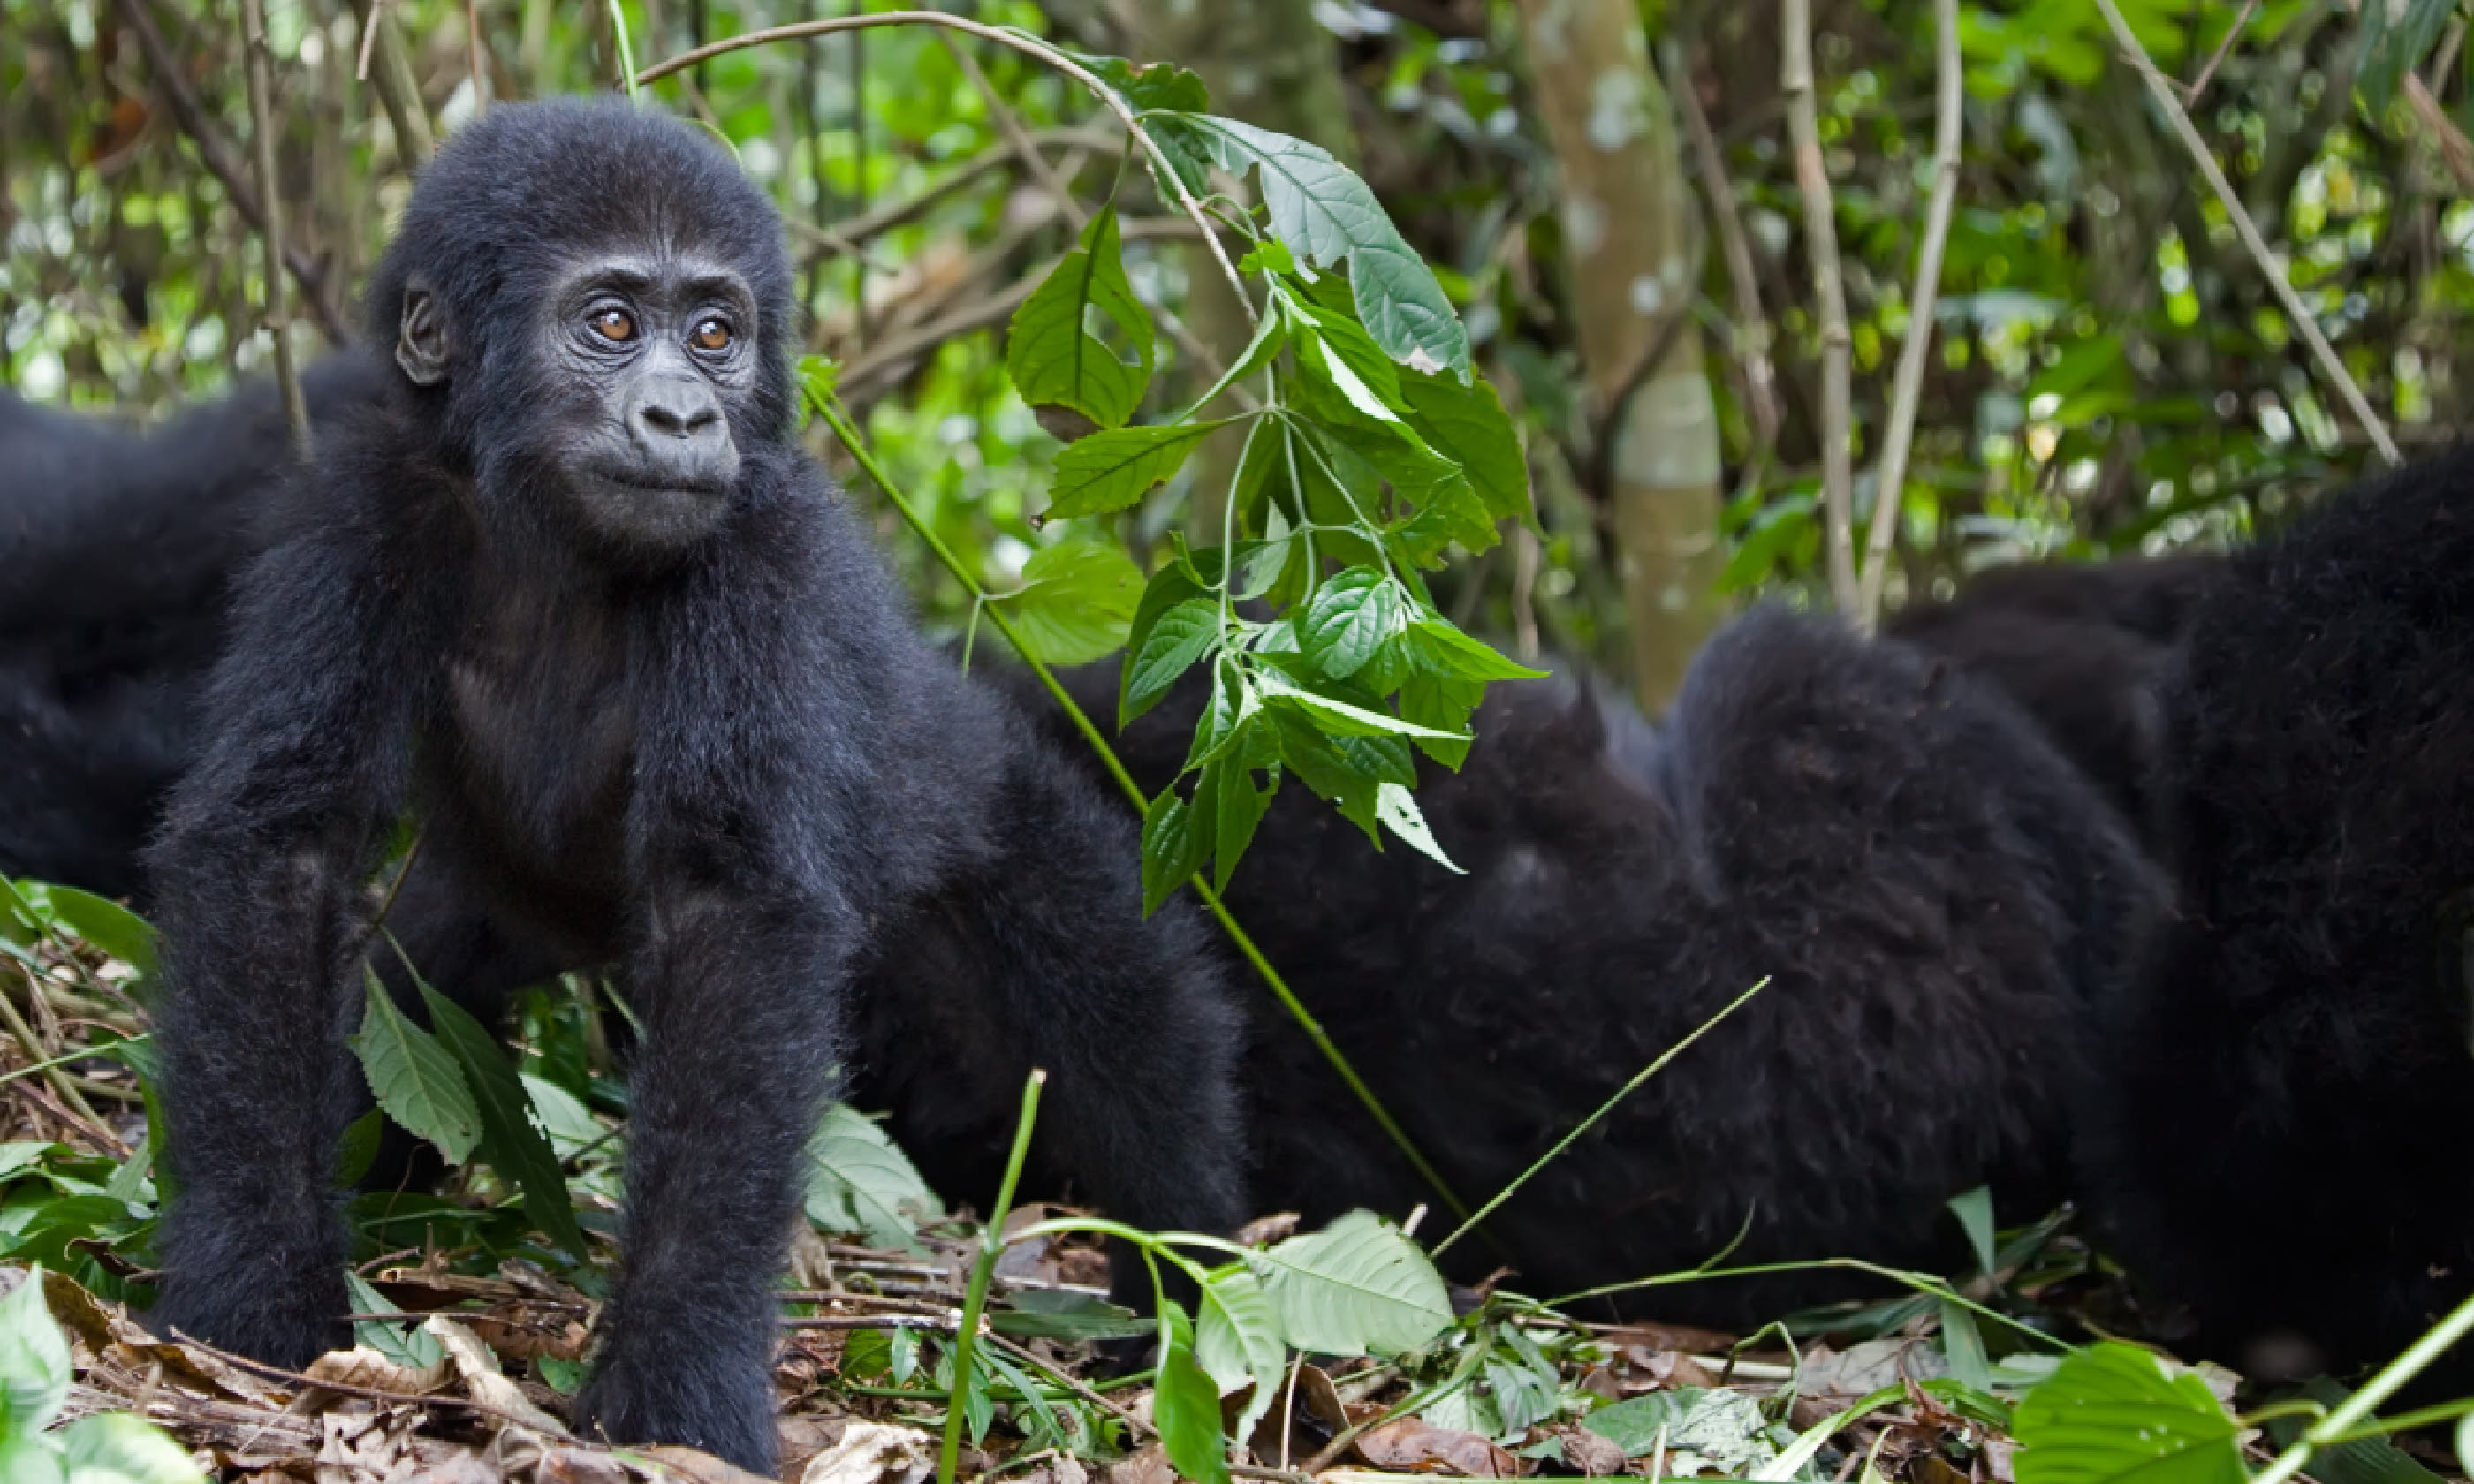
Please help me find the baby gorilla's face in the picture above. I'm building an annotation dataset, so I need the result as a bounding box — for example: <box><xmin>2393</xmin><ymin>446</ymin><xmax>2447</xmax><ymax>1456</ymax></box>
<box><xmin>537</xmin><ymin>251</ymin><xmax>758</xmax><ymax>553</ymax></box>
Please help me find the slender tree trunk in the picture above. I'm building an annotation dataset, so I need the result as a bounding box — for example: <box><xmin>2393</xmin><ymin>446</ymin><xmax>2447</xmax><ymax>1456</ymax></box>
<box><xmin>1514</xmin><ymin>0</ymin><xmax>1724</xmax><ymax>709</ymax></box>
<box><xmin>1138</xmin><ymin>0</ymin><xmax>1356</xmax><ymax>543</ymax></box>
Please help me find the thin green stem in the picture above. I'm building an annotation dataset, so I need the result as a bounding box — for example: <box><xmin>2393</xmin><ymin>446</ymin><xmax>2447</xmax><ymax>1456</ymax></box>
<box><xmin>605</xmin><ymin>0</ymin><xmax>641</xmax><ymax>99</ymax></box>
<box><xmin>811</xmin><ymin>393</ymin><xmax>1470</xmax><ymax>1223</ymax></box>
<box><xmin>1548</xmin><ymin>1254</ymin><xmax>2062</xmax><ymax>1352</ymax></box>
<box><xmin>2251</xmin><ymin>1290</ymin><xmax>2474</xmax><ymax>1484</ymax></box>
<box><xmin>0</xmin><ymin>1033</ymin><xmax>149</xmax><ymax>1088</ymax></box>
<box><xmin>1431</xmin><ymin>977</ymin><xmax>1768</xmax><ymax>1258</ymax></box>
<box><xmin>940</xmin><ymin>1068</ymin><xmax>1047</xmax><ymax>1484</ymax></box>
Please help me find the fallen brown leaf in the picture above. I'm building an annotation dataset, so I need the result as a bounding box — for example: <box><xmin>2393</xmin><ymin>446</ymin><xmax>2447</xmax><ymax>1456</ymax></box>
<box><xmin>426</xmin><ymin>1316</ymin><xmax>569</xmax><ymax>1437</ymax></box>
<box><xmin>1354</xmin><ymin>1418</ymin><xmax>1518</xmax><ymax>1476</ymax></box>
<box><xmin>794</xmin><ymin>1420</ymin><xmax>937</xmax><ymax>1484</ymax></box>
<box><xmin>641</xmin><ymin>1443</ymin><xmax>781</xmax><ymax>1484</ymax></box>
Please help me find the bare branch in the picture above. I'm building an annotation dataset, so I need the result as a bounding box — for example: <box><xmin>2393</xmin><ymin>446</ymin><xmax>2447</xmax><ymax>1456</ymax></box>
<box><xmin>2182</xmin><ymin>0</ymin><xmax>2258</xmax><ymax>107</ymax></box>
<box><xmin>2094</xmin><ymin>0</ymin><xmax>2400</xmax><ymax>466</ymax></box>
<box><xmin>240</xmin><ymin>0</ymin><xmax>309</xmax><ymax>452</ymax></box>
<box><xmin>349</xmin><ymin>0</ymin><xmax>436</xmax><ymax>165</ymax></box>
<box><xmin>1781</xmin><ymin>0</ymin><xmax>1859</xmax><ymax>614</ymax></box>
<box><xmin>632</xmin><ymin>12</ymin><xmax>1256</xmax><ymax>329</ymax></box>
<box><xmin>1671</xmin><ymin>41</ymin><xmax>1780</xmax><ymax>451</ymax></box>
<box><xmin>1855</xmin><ymin>0</ymin><xmax>1961</xmax><ymax>630</ymax></box>
<box><xmin>111</xmin><ymin>0</ymin><xmax>352</xmax><ymax>342</ymax></box>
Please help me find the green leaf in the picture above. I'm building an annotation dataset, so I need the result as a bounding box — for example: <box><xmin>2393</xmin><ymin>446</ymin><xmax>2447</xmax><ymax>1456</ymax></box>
<box><xmin>1208</xmin><ymin>751</ymin><xmax>1277</xmax><ymax>891</ymax></box>
<box><xmin>1195</xmin><ymin>1261</ymin><xmax>1286</xmax><ymax>1441</ymax></box>
<box><xmin>1043</xmin><ymin>420</ymin><xmax>1237</xmax><ymax>521</ymax></box>
<box><xmin>412</xmin><ymin>975</ymin><xmax>589</xmax><ymax>1261</ymax></box>
<box><xmin>1140</xmin><ymin>113</ymin><xmax>1218</xmax><ymax>201</ymax></box>
<box><xmin>1247</xmin><ymin>1210</ymin><xmax>1453</xmax><ymax>1358</ymax></box>
<box><xmin>1400</xmin><ymin>367</ymin><xmax>1529</xmax><ymax>522</ymax></box>
<box><xmin>1006</xmin><ymin>208</ymin><xmax>1155</xmax><ymax>432</ymax></box>
<box><xmin>1400</xmin><ymin>672</ymin><xmax>1481</xmax><ymax>768</ymax></box>
<box><xmin>1141</xmin><ymin>787</ymin><xmax>1212</xmax><ymax>917</ymax></box>
<box><xmin>334</xmin><ymin>1108</ymin><xmax>383</xmax><ymax>1188</ymax></box>
<box><xmin>1121</xmin><ymin>560</ymin><xmax>1207</xmax><ymax>700</ymax></box>
<box><xmin>1256</xmin><ymin>671</ymin><xmax>1465</xmax><ymax>740</ymax></box>
<box><xmin>1940</xmin><ymin>1299</ymin><xmax>1994</xmax><ymax>1394</ymax></box>
<box><xmin>1124</xmin><ymin>597</ymin><xmax>1223</xmax><ymax>724</ymax></box>
<box><xmin>518</xmin><ymin>1075</ymin><xmax>605</xmax><ymax>1162</ymax></box>
<box><xmin>2359</xmin><ymin>0</ymin><xmax>2457</xmax><ymax>114</ymax></box>
<box><xmin>0</xmin><ymin>1264</ymin><xmax>70</xmax><ymax>1435</ymax></box>
<box><xmin>1401</xmin><ymin>619</ymin><xmax>1545</xmax><ymax>682</ymax></box>
<box><xmin>346</xmin><ymin>1268</ymin><xmax>443</xmax><ymax>1370</ymax></box>
<box><xmin>804</xmin><ymin>1102</ymin><xmax>940</xmax><ymax>1253</ymax></box>
<box><xmin>58</xmin><ymin>1411</ymin><xmax>202</xmax><ymax>1484</ymax></box>
<box><xmin>1291</xmin><ymin>296</ymin><xmax>1405</xmax><ymax>419</ymax></box>
<box><xmin>1183</xmin><ymin>115</ymin><xmax>1470</xmax><ymax>378</ymax></box>
<box><xmin>1059</xmin><ymin>49</ymin><xmax>1210</xmax><ymax>112</ymax></box>
<box><xmin>1947</xmin><ymin>1186</ymin><xmax>1998</xmax><ymax>1276</ymax></box>
<box><xmin>0</xmin><ymin>1438</ymin><xmax>63</xmax><ymax>1484</ymax></box>
<box><xmin>348</xmin><ymin>969</ymin><xmax>481</xmax><ymax>1167</ymax></box>
<box><xmin>1151</xmin><ymin>1300</ymin><xmax>1231</xmax><ymax>1484</ymax></box>
<box><xmin>37</xmin><ymin>890</ymin><xmax>157</xmax><ymax>984</ymax></box>
<box><xmin>1376</xmin><ymin>783</ymin><xmax>1461</xmax><ymax>874</ymax></box>
<box><xmin>1183</xmin><ymin>659</ymin><xmax>1257</xmax><ymax>772</ymax></box>
<box><xmin>996</xmin><ymin>541</ymin><xmax>1145</xmax><ymax>667</ymax></box>
<box><xmin>2012</xmin><ymin>1343</ymin><xmax>2243</xmax><ymax>1484</ymax></box>
<box><xmin>1299</xmin><ymin>566</ymin><xmax>1405</xmax><ymax>681</ymax></box>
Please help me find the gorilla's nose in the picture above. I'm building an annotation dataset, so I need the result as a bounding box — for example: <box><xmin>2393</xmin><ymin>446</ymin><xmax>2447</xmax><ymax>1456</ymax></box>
<box><xmin>626</xmin><ymin>375</ymin><xmax>734</xmax><ymax>487</ymax></box>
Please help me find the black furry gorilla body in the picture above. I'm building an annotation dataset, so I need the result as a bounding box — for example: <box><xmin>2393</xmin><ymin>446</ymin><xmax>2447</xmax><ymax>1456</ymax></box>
<box><xmin>1886</xmin><ymin>555</ymin><xmax>2224</xmax><ymax>843</ymax></box>
<box><xmin>1001</xmin><ymin>606</ymin><xmax>2161</xmax><ymax>1325</ymax></box>
<box><xmin>147</xmin><ymin>100</ymin><xmax>1244</xmax><ymax>1472</ymax></box>
<box><xmin>0</xmin><ymin>365</ymin><xmax>382</xmax><ymax>898</ymax></box>
<box><xmin>2086</xmin><ymin>450</ymin><xmax>2474</xmax><ymax>1382</ymax></box>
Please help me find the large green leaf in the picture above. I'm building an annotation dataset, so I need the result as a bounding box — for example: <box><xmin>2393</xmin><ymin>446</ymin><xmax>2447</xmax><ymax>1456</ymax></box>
<box><xmin>414</xmin><ymin>977</ymin><xmax>589</xmax><ymax>1261</ymax></box>
<box><xmin>1182</xmin><ymin>115</ymin><xmax>1470</xmax><ymax>379</ymax></box>
<box><xmin>57</xmin><ymin>1411</ymin><xmax>203</xmax><ymax>1484</ymax></box>
<box><xmin>1299</xmin><ymin>565</ymin><xmax>1406</xmax><ymax>681</ymax></box>
<box><xmin>1006</xmin><ymin>208</ymin><xmax>1155</xmax><ymax>431</ymax></box>
<box><xmin>1400</xmin><ymin>367</ymin><xmax>1529</xmax><ymax>523</ymax></box>
<box><xmin>1123</xmin><ymin>596</ymin><xmax>1223</xmax><ymax>723</ymax></box>
<box><xmin>347</xmin><ymin>968</ymin><xmax>480</xmax><ymax>1167</ymax></box>
<box><xmin>1246</xmin><ymin>1209</ymin><xmax>1452</xmax><ymax>1359</ymax></box>
<box><xmin>993</xmin><ymin>541</ymin><xmax>1144</xmax><ymax>667</ymax></box>
<box><xmin>2013</xmin><ymin>1343</ymin><xmax>2243</xmax><ymax>1484</ymax></box>
<box><xmin>804</xmin><ymin>1102</ymin><xmax>939</xmax><ymax>1253</ymax></box>
<box><xmin>1151</xmin><ymin>1300</ymin><xmax>1231</xmax><ymax>1484</ymax></box>
<box><xmin>1043</xmin><ymin>420</ymin><xmax>1236</xmax><ymax>520</ymax></box>
<box><xmin>1195</xmin><ymin>1261</ymin><xmax>1286</xmax><ymax>1441</ymax></box>
<box><xmin>0</xmin><ymin>1264</ymin><xmax>70</xmax><ymax>1435</ymax></box>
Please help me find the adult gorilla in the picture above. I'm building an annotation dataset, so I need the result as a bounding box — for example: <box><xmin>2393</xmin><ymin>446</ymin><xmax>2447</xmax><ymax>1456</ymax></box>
<box><xmin>2086</xmin><ymin>450</ymin><xmax>2474</xmax><ymax>1383</ymax></box>
<box><xmin>145</xmin><ymin>100</ymin><xmax>1244</xmax><ymax>1472</ymax></box>
<box><xmin>0</xmin><ymin>366</ymin><xmax>381</xmax><ymax>898</ymax></box>
<box><xmin>995</xmin><ymin>606</ymin><xmax>2163</xmax><ymax>1326</ymax></box>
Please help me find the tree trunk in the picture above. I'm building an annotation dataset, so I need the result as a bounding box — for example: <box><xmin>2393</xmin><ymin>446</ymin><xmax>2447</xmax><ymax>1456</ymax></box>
<box><xmin>1137</xmin><ymin>0</ymin><xmax>1357</xmax><ymax>543</ymax></box>
<box><xmin>1513</xmin><ymin>0</ymin><xmax>1725</xmax><ymax>710</ymax></box>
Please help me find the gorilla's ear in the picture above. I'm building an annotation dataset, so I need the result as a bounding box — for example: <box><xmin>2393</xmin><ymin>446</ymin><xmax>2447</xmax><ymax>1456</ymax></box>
<box><xmin>396</xmin><ymin>275</ymin><xmax>451</xmax><ymax>387</ymax></box>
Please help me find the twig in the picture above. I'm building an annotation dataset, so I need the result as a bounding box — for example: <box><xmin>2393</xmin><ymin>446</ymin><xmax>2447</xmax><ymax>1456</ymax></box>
<box><xmin>0</xmin><ymin>969</ymin><xmax>121</xmax><ymax>1149</ymax></box>
<box><xmin>110</xmin><ymin>0</ymin><xmax>352</xmax><ymax>342</ymax></box>
<box><xmin>942</xmin><ymin>33</ymin><xmax>1086</xmax><ymax>232</ymax></box>
<box><xmin>1671</xmin><ymin>41</ymin><xmax>1781</xmax><ymax>450</ymax></box>
<box><xmin>465</xmin><ymin>0</ymin><xmax>488</xmax><ymax>115</ymax></box>
<box><xmin>782</xmin><ymin>1313</ymin><xmax>958</xmax><ymax>1329</ymax></box>
<box><xmin>1781</xmin><ymin>0</ymin><xmax>1860</xmax><ymax>613</ymax></box>
<box><xmin>633</xmin><ymin>13</ymin><xmax>1256</xmax><ymax>329</ymax></box>
<box><xmin>163</xmin><ymin>1328</ymin><xmax>561</xmax><ymax>1434</ymax></box>
<box><xmin>793</xmin><ymin>126</ymin><xmax>1127</xmax><ymax>269</ymax></box>
<box><xmin>2402</xmin><ymin>71</ymin><xmax>2474</xmax><ymax>195</ymax></box>
<box><xmin>1854</xmin><ymin>0</ymin><xmax>1961</xmax><ymax>630</ymax></box>
<box><xmin>2182</xmin><ymin>0</ymin><xmax>2258</xmax><ymax>106</ymax></box>
<box><xmin>241</xmin><ymin>0</ymin><xmax>309</xmax><ymax>453</ymax></box>
<box><xmin>351</xmin><ymin>0</ymin><xmax>437</xmax><ymax>165</ymax></box>
<box><xmin>2093</xmin><ymin>0</ymin><xmax>2400</xmax><ymax>466</ymax></box>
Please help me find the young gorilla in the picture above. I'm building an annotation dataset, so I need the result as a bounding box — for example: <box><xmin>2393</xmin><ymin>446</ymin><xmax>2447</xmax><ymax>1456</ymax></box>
<box><xmin>1886</xmin><ymin>554</ymin><xmax>2225</xmax><ymax>845</ymax></box>
<box><xmin>147</xmin><ymin>100</ymin><xmax>1245</xmax><ymax>1472</ymax></box>
<box><xmin>2084</xmin><ymin>450</ymin><xmax>2474</xmax><ymax>1383</ymax></box>
<box><xmin>998</xmin><ymin>607</ymin><xmax>2161</xmax><ymax>1325</ymax></box>
<box><xmin>0</xmin><ymin>365</ymin><xmax>383</xmax><ymax>898</ymax></box>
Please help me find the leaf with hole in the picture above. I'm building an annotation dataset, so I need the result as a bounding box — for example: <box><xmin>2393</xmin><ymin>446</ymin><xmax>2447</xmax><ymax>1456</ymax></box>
<box><xmin>1006</xmin><ymin>208</ymin><xmax>1154</xmax><ymax>432</ymax></box>
<box><xmin>2012</xmin><ymin>1343</ymin><xmax>2243</xmax><ymax>1484</ymax></box>
<box><xmin>348</xmin><ymin>967</ymin><xmax>480</xmax><ymax>1167</ymax></box>
<box><xmin>1044</xmin><ymin>420</ymin><xmax>1237</xmax><ymax>520</ymax></box>
<box><xmin>1247</xmin><ymin>1209</ymin><xmax>1453</xmax><ymax>1358</ymax></box>
<box><xmin>1376</xmin><ymin>782</ymin><xmax>1461</xmax><ymax>874</ymax></box>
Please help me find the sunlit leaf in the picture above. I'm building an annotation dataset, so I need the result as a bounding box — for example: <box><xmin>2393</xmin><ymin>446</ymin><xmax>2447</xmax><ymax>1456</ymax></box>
<box><xmin>996</xmin><ymin>540</ymin><xmax>1145</xmax><ymax>666</ymax></box>
<box><xmin>1375</xmin><ymin>783</ymin><xmax>1461</xmax><ymax>874</ymax></box>
<box><xmin>1247</xmin><ymin>1210</ymin><xmax>1453</xmax><ymax>1358</ymax></box>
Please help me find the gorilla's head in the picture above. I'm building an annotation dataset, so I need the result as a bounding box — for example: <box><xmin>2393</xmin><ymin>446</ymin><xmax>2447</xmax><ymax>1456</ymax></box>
<box><xmin>366</xmin><ymin>98</ymin><xmax>799</xmax><ymax>564</ymax></box>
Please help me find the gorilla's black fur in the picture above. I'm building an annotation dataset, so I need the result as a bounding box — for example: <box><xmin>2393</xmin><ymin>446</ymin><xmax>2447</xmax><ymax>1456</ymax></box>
<box><xmin>144</xmin><ymin>100</ymin><xmax>1243</xmax><ymax>1472</ymax></box>
<box><xmin>1887</xmin><ymin>555</ymin><xmax>2225</xmax><ymax>843</ymax></box>
<box><xmin>0</xmin><ymin>365</ymin><xmax>382</xmax><ymax>897</ymax></box>
<box><xmin>999</xmin><ymin>606</ymin><xmax>2162</xmax><ymax>1325</ymax></box>
<box><xmin>2084</xmin><ymin>450</ymin><xmax>2474</xmax><ymax>1382</ymax></box>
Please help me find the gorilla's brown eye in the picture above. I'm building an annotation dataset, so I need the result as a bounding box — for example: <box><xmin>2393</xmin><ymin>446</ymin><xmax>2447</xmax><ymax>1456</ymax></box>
<box><xmin>692</xmin><ymin>318</ymin><xmax>733</xmax><ymax>352</ymax></box>
<box><xmin>591</xmin><ymin>308</ymin><xmax>637</xmax><ymax>343</ymax></box>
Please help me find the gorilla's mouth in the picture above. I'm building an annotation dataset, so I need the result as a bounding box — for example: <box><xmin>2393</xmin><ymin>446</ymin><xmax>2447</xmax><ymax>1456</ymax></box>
<box><xmin>591</xmin><ymin>466</ymin><xmax>732</xmax><ymax>500</ymax></box>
